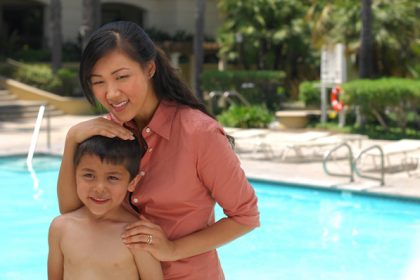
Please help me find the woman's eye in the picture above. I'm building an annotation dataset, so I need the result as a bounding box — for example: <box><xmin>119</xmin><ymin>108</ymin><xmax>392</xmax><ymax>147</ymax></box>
<box><xmin>116</xmin><ymin>75</ymin><xmax>129</xmax><ymax>80</ymax></box>
<box><xmin>91</xmin><ymin>80</ymin><xmax>104</xmax><ymax>86</ymax></box>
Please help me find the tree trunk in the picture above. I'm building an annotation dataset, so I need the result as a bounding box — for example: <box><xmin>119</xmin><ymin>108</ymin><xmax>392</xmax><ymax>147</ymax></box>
<box><xmin>194</xmin><ymin>0</ymin><xmax>206</xmax><ymax>102</ymax></box>
<box><xmin>359</xmin><ymin>0</ymin><xmax>373</xmax><ymax>78</ymax></box>
<box><xmin>81</xmin><ymin>0</ymin><xmax>101</xmax><ymax>50</ymax></box>
<box><xmin>50</xmin><ymin>0</ymin><xmax>62</xmax><ymax>74</ymax></box>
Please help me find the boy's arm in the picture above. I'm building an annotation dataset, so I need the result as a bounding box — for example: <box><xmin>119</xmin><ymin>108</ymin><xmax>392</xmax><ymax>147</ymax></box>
<box><xmin>48</xmin><ymin>217</ymin><xmax>64</xmax><ymax>280</ymax></box>
<box><xmin>132</xmin><ymin>250</ymin><xmax>163</xmax><ymax>280</ymax></box>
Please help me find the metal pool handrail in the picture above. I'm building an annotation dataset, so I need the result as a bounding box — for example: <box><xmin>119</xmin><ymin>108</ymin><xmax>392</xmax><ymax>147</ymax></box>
<box><xmin>353</xmin><ymin>145</ymin><xmax>385</xmax><ymax>186</ymax></box>
<box><xmin>26</xmin><ymin>105</ymin><xmax>46</xmax><ymax>169</ymax></box>
<box><xmin>323</xmin><ymin>142</ymin><xmax>354</xmax><ymax>182</ymax></box>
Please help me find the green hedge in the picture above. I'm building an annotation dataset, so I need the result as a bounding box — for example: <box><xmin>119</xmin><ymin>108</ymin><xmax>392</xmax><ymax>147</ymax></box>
<box><xmin>342</xmin><ymin>78</ymin><xmax>420</xmax><ymax>130</ymax></box>
<box><xmin>202</xmin><ymin>70</ymin><xmax>285</xmax><ymax>111</ymax></box>
<box><xmin>298</xmin><ymin>80</ymin><xmax>320</xmax><ymax>107</ymax></box>
<box><xmin>298</xmin><ymin>78</ymin><xmax>420</xmax><ymax>130</ymax></box>
<box><xmin>9</xmin><ymin>64</ymin><xmax>80</xmax><ymax>96</ymax></box>
<box><xmin>218</xmin><ymin>105</ymin><xmax>274</xmax><ymax>128</ymax></box>
<box><xmin>15</xmin><ymin>64</ymin><xmax>61</xmax><ymax>92</ymax></box>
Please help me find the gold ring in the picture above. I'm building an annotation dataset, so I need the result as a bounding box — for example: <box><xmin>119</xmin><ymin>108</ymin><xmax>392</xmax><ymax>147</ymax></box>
<box><xmin>146</xmin><ymin>234</ymin><xmax>153</xmax><ymax>245</ymax></box>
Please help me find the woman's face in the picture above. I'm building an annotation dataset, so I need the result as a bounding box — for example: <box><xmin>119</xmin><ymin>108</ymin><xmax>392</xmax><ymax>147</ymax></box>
<box><xmin>90</xmin><ymin>50</ymin><xmax>158</xmax><ymax>124</ymax></box>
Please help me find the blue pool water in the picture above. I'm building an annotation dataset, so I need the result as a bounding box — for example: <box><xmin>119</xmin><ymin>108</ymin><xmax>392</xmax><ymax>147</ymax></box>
<box><xmin>1</xmin><ymin>155</ymin><xmax>420</xmax><ymax>279</ymax></box>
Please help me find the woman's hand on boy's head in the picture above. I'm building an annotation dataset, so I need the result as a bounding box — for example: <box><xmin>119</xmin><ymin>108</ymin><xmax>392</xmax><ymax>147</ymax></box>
<box><xmin>68</xmin><ymin>117</ymin><xmax>134</xmax><ymax>143</ymax></box>
<box><xmin>122</xmin><ymin>215</ymin><xmax>177</xmax><ymax>262</ymax></box>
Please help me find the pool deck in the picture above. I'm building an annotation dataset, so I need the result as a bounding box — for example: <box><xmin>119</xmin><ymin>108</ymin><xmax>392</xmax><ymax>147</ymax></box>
<box><xmin>1</xmin><ymin>115</ymin><xmax>419</xmax><ymax>200</ymax></box>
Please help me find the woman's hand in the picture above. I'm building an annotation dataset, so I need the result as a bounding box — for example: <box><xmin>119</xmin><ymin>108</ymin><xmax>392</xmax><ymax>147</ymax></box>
<box><xmin>68</xmin><ymin>117</ymin><xmax>134</xmax><ymax>144</ymax></box>
<box><xmin>122</xmin><ymin>215</ymin><xmax>178</xmax><ymax>262</ymax></box>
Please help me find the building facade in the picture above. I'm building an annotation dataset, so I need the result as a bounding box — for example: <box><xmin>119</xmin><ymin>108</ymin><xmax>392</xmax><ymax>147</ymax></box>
<box><xmin>0</xmin><ymin>0</ymin><xmax>221</xmax><ymax>51</ymax></box>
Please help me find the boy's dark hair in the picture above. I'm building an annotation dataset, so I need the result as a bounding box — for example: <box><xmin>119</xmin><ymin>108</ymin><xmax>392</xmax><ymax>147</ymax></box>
<box><xmin>73</xmin><ymin>135</ymin><xmax>142</xmax><ymax>180</ymax></box>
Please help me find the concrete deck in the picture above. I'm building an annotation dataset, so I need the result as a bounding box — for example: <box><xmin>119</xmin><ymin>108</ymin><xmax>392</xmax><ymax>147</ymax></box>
<box><xmin>1</xmin><ymin>115</ymin><xmax>419</xmax><ymax>200</ymax></box>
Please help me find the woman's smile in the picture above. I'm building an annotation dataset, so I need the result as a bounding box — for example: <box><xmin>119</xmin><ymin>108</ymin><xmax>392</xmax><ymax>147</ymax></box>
<box><xmin>111</xmin><ymin>100</ymin><xmax>129</xmax><ymax>112</ymax></box>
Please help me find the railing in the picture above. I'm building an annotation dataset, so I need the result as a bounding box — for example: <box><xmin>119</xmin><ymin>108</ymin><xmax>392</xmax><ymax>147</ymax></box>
<box><xmin>323</xmin><ymin>143</ymin><xmax>385</xmax><ymax>186</ymax></box>
<box><xmin>323</xmin><ymin>142</ymin><xmax>354</xmax><ymax>182</ymax></box>
<box><xmin>353</xmin><ymin>145</ymin><xmax>385</xmax><ymax>186</ymax></box>
<box><xmin>26</xmin><ymin>105</ymin><xmax>51</xmax><ymax>199</ymax></box>
<box><xmin>205</xmin><ymin>90</ymin><xmax>250</xmax><ymax>114</ymax></box>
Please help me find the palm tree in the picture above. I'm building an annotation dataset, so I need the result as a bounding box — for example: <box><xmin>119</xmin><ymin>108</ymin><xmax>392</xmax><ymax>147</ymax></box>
<box><xmin>50</xmin><ymin>0</ymin><xmax>62</xmax><ymax>74</ymax></box>
<box><xmin>193</xmin><ymin>0</ymin><xmax>206</xmax><ymax>102</ymax></box>
<box><xmin>359</xmin><ymin>0</ymin><xmax>373</xmax><ymax>78</ymax></box>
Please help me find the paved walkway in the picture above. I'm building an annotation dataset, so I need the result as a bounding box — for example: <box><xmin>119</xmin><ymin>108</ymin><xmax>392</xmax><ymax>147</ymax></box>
<box><xmin>1</xmin><ymin>115</ymin><xmax>419</xmax><ymax>200</ymax></box>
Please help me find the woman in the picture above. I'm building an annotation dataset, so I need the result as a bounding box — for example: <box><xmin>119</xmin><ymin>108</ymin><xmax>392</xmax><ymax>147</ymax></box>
<box><xmin>57</xmin><ymin>21</ymin><xmax>259</xmax><ymax>280</ymax></box>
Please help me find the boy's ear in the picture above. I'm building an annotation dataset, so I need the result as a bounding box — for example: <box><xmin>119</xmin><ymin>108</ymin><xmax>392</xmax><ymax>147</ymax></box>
<box><xmin>127</xmin><ymin>174</ymin><xmax>140</xmax><ymax>192</ymax></box>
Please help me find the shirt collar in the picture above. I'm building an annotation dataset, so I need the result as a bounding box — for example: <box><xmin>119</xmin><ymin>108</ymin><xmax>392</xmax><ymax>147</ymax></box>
<box><xmin>119</xmin><ymin>100</ymin><xmax>177</xmax><ymax>141</ymax></box>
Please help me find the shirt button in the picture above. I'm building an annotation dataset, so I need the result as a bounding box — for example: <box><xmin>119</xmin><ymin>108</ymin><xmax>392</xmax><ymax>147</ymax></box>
<box><xmin>140</xmin><ymin>171</ymin><xmax>146</xmax><ymax>176</ymax></box>
<box><xmin>145</xmin><ymin>127</ymin><xmax>151</xmax><ymax>133</ymax></box>
<box><xmin>133</xmin><ymin>198</ymin><xmax>138</xmax><ymax>203</ymax></box>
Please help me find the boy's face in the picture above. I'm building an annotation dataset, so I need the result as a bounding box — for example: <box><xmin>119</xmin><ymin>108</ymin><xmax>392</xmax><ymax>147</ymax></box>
<box><xmin>75</xmin><ymin>154</ymin><xmax>139</xmax><ymax>218</ymax></box>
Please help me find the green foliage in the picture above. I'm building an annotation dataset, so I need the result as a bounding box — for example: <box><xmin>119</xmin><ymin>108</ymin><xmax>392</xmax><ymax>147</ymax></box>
<box><xmin>144</xmin><ymin>27</ymin><xmax>196</xmax><ymax>42</ymax></box>
<box><xmin>343</xmin><ymin>78</ymin><xmax>420</xmax><ymax>130</ymax></box>
<box><xmin>12</xmin><ymin>47</ymin><xmax>50</xmax><ymax>62</ymax></box>
<box><xmin>15</xmin><ymin>64</ymin><xmax>60</xmax><ymax>91</ymax></box>
<box><xmin>92</xmin><ymin>100</ymin><xmax>108</xmax><ymax>115</ymax></box>
<box><xmin>62</xmin><ymin>42</ymin><xmax>81</xmax><ymax>62</ymax></box>
<box><xmin>298</xmin><ymin>81</ymin><xmax>321</xmax><ymax>107</ymax></box>
<box><xmin>56</xmin><ymin>68</ymin><xmax>80</xmax><ymax>96</ymax></box>
<box><xmin>307</xmin><ymin>0</ymin><xmax>420</xmax><ymax>78</ymax></box>
<box><xmin>202</xmin><ymin>70</ymin><xmax>285</xmax><ymax>111</ymax></box>
<box><xmin>218</xmin><ymin>105</ymin><xmax>274</xmax><ymax>128</ymax></box>
<box><xmin>0</xmin><ymin>63</ymin><xmax>16</xmax><ymax>77</ymax></box>
<box><xmin>313</xmin><ymin>122</ymin><xmax>420</xmax><ymax>140</ymax></box>
<box><xmin>12</xmin><ymin>64</ymin><xmax>81</xmax><ymax>97</ymax></box>
<box><xmin>216</xmin><ymin>0</ymin><xmax>319</xmax><ymax>98</ymax></box>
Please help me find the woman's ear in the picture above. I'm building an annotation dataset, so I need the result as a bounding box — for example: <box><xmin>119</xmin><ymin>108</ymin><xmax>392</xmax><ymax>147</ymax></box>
<box><xmin>147</xmin><ymin>61</ymin><xmax>156</xmax><ymax>79</ymax></box>
<box><xmin>127</xmin><ymin>174</ymin><xmax>140</xmax><ymax>192</ymax></box>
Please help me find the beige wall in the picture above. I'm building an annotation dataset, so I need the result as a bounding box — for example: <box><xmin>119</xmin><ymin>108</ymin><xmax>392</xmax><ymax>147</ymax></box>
<box><xmin>39</xmin><ymin>0</ymin><xmax>221</xmax><ymax>43</ymax></box>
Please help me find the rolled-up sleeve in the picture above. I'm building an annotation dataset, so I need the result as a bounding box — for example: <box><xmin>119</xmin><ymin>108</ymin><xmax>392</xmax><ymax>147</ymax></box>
<box><xmin>195</xmin><ymin>122</ymin><xmax>260</xmax><ymax>227</ymax></box>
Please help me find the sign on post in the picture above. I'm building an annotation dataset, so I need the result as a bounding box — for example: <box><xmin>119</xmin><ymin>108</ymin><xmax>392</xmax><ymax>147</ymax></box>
<box><xmin>320</xmin><ymin>44</ymin><xmax>347</xmax><ymax>123</ymax></box>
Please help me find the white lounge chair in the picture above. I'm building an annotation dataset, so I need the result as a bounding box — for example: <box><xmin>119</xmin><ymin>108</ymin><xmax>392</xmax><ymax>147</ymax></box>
<box><xmin>359</xmin><ymin>139</ymin><xmax>420</xmax><ymax>172</ymax></box>
<box><xmin>274</xmin><ymin>133</ymin><xmax>367</xmax><ymax>161</ymax></box>
<box><xmin>253</xmin><ymin>131</ymin><xmax>332</xmax><ymax>160</ymax></box>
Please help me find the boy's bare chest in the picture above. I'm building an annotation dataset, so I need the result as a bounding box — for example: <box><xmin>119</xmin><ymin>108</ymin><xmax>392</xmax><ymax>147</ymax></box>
<box><xmin>61</xmin><ymin>222</ymin><xmax>138</xmax><ymax>279</ymax></box>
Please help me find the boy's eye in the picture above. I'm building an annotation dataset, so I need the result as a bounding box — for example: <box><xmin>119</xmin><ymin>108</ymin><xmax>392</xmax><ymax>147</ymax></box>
<box><xmin>108</xmin><ymin>176</ymin><xmax>120</xmax><ymax>181</ymax></box>
<box><xmin>82</xmin><ymin>173</ymin><xmax>94</xmax><ymax>179</ymax></box>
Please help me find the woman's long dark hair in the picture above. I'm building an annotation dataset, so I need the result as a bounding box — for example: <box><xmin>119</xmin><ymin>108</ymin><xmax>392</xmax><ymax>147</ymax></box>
<box><xmin>79</xmin><ymin>21</ymin><xmax>234</xmax><ymax>147</ymax></box>
<box><xmin>79</xmin><ymin>21</ymin><xmax>212</xmax><ymax>119</ymax></box>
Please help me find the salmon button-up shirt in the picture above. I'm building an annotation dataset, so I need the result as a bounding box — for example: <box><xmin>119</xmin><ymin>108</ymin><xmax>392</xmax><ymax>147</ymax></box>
<box><xmin>115</xmin><ymin>101</ymin><xmax>260</xmax><ymax>280</ymax></box>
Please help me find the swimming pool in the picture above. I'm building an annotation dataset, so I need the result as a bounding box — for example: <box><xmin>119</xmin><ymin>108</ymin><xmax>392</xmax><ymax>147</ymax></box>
<box><xmin>1</xmin><ymin>155</ymin><xmax>420</xmax><ymax>279</ymax></box>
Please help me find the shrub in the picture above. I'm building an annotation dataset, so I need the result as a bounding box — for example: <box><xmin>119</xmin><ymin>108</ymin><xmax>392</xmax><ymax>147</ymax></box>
<box><xmin>15</xmin><ymin>64</ymin><xmax>61</xmax><ymax>92</ymax></box>
<box><xmin>13</xmin><ymin>64</ymin><xmax>81</xmax><ymax>97</ymax></box>
<box><xmin>343</xmin><ymin>78</ymin><xmax>420</xmax><ymax>131</ymax></box>
<box><xmin>12</xmin><ymin>47</ymin><xmax>50</xmax><ymax>62</ymax></box>
<box><xmin>218</xmin><ymin>105</ymin><xmax>274</xmax><ymax>128</ymax></box>
<box><xmin>298</xmin><ymin>81</ymin><xmax>321</xmax><ymax>107</ymax></box>
<box><xmin>57</xmin><ymin>68</ymin><xmax>80</xmax><ymax>96</ymax></box>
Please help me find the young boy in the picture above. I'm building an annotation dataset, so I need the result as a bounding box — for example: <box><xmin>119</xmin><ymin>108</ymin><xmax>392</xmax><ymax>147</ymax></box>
<box><xmin>48</xmin><ymin>135</ymin><xmax>162</xmax><ymax>280</ymax></box>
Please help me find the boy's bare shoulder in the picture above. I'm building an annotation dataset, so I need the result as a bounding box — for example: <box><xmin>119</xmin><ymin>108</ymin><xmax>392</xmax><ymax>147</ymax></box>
<box><xmin>49</xmin><ymin>207</ymin><xmax>87</xmax><ymax>230</ymax></box>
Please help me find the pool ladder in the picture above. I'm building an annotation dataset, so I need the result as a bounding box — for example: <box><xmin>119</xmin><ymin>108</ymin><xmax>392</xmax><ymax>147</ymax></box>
<box><xmin>27</xmin><ymin>105</ymin><xmax>51</xmax><ymax>199</ymax></box>
<box><xmin>27</xmin><ymin>104</ymin><xmax>51</xmax><ymax>168</ymax></box>
<box><xmin>323</xmin><ymin>143</ymin><xmax>385</xmax><ymax>186</ymax></box>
